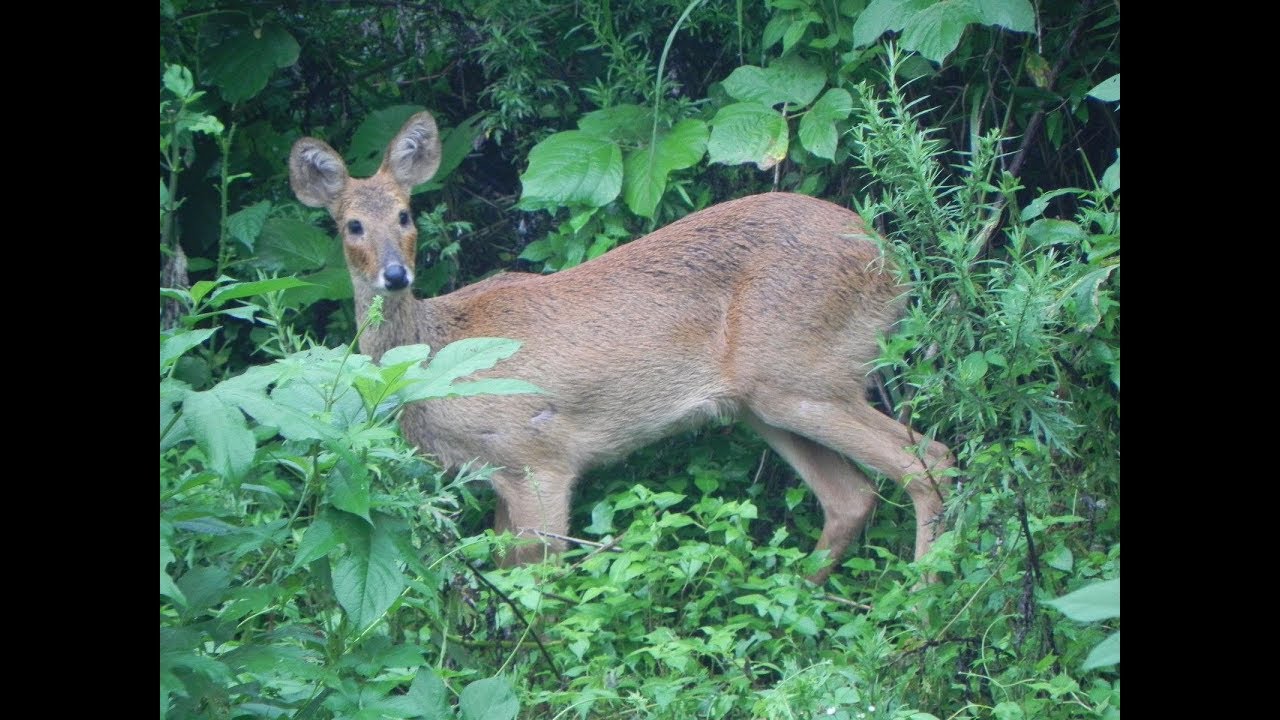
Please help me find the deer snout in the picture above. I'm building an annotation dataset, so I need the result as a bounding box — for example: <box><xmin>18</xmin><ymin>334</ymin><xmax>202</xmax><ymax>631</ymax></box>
<box><xmin>383</xmin><ymin>263</ymin><xmax>411</xmax><ymax>291</ymax></box>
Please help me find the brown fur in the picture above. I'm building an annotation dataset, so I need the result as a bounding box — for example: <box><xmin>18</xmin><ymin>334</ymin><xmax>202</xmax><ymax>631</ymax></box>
<box><xmin>289</xmin><ymin>111</ymin><xmax>955</xmax><ymax>582</ymax></box>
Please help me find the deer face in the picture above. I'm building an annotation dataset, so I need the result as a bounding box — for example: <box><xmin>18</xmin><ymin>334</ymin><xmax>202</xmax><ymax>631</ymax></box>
<box><xmin>289</xmin><ymin>111</ymin><xmax>442</xmax><ymax>295</ymax></box>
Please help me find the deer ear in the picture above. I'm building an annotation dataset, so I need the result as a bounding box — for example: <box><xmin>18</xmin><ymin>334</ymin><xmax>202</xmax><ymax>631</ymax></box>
<box><xmin>290</xmin><ymin>138</ymin><xmax>349</xmax><ymax>211</ymax></box>
<box><xmin>381</xmin><ymin>111</ymin><xmax>441</xmax><ymax>191</ymax></box>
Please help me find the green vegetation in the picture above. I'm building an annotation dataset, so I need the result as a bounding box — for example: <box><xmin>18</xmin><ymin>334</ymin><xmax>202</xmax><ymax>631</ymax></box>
<box><xmin>161</xmin><ymin>1</ymin><xmax>1119</xmax><ymax>717</ymax></box>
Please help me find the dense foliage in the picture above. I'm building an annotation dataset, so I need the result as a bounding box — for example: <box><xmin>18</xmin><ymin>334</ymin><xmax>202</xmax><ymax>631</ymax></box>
<box><xmin>161</xmin><ymin>1</ymin><xmax>1119</xmax><ymax>718</ymax></box>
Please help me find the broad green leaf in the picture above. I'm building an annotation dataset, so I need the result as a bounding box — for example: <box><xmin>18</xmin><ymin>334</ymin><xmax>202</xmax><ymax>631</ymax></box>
<box><xmin>348</xmin><ymin>105</ymin><xmax>427</xmax><ymax>177</ymax></box>
<box><xmin>1101</xmin><ymin>149</ymin><xmax>1120</xmax><ymax>193</ymax></box>
<box><xmin>623</xmin><ymin>119</ymin><xmax>709</xmax><ymax>217</ymax></box>
<box><xmin>722</xmin><ymin>57</ymin><xmax>826</xmax><ymax>108</ymax></box>
<box><xmin>1027</xmin><ymin>219</ymin><xmax>1088</xmax><ymax>248</ymax></box>
<box><xmin>459</xmin><ymin>675</ymin><xmax>519</xmax><ymax>720</ymax></box>
<box><xmin>782</xmin><ymin>14</ymin><xmax>819</xmax><ymax>54</ymax></box>
<box><xmin>902</xmin><ymin>0</ymin><xmax>982</xmax><ymax>64</ymax></box>
<box><xmin>162</xmin><ymin>64</ymin><xmax>194</xmax><ymax>98</ymax></box>
<box><xmin>852</xmin><ymin>0</ymin><xmax>934</xmax><ymax>47</ymax></box>
<box><xmin>1019</xmin><ymin>187</ymin><xmax>1087</xmax><ymax>222</ymax></box>
<box><xmin>519</xmin><ymin>131</ymin><xmax>623</xmax><ymax>209</ymax></box>
<box><xmin>405</xmin><ymin>669</ymin><xmax>451</xmax><ymax>717</ymax></box>
<box><xmin>578</xmin><ymin>104</ymin><xmax>651</xmax><ymax>143</ymax></box>
<box><xmin>161</xmin><ymin>328</ymin><xmax>217</xmax><ymax>373</ymax></box>
<box><xmin>708</xmin><ymin>103</ymin><xmax>789</xmax><ymax>170</ymax></box>
<box><xmin>1069</xmin><ymin>265</ymin><xmax>1118</xmax><ymax>331</ymax></box>
<box><xmin>210</xmin><ymin>277</ymin><xmax>311</xmax><ymax>305</ymax></box>
<box><xmin>204</xmin><ymin>23</ymin><xmax>300</xmax><ymax>103</ymax></box>
<box><xmin>956</xmin><ymin>351</ymin><xmax>988</xmax><ymax>385</ymax></box>
<box><xmin>974</xmin><ymin>0</ymin><xmax>1035</xmax><ymax>32</ymax></box>
<box><xmin>256</xmin><ymin>217</ymin><xmax>338</xmax><ymax>272</ymax></box>
<box><xmin>160</xmin><ymin>521</ymin><xmax>187</xmax><ymax>605</ymax></box>
<box><xmin>1088</xmin><ymin>74</ymin><xmax>1120</xmax><ymax>102</ymax></box>
<box><xmin>424</xmin><ymin>378</ymin><xmax>544</xmax><ymax>400</ymax></box>
<box><xmin>176</xmin><ymin>565</ymin><xmax>231</xmax><ymax>615</ymax></box>
<box><xmin>332</xmin><ymin>514</ymin><xmax>407</xmax><ymax>631</ymax></box>
<box><xmin>283</xmin><ymin>265</ymin><xmax>354</xmax><ymax>306</ymax></box>
<box><xmin>1082</xmin><ymin>631</ymin><xmax>1120</xmax><ymax>670</ymax></box>
<box><xmin>227</xmin><ymin>200</ymin><xmax>271</xmax><ymax>250</ymax></box>
<box><xmin>218</xmin><ymin>383</ymin><xmax>339</xmax><ymax>442</ymax></box>
<box><xmin>327</xmin><ymin>449</ymin><xmax>372</xmax><ymax>521</ymax></box>
<box><xmin>1046</xmin><ymin>578</ymin><xmax>1119</xmax><ymax>622</ymax></box>
<box><xmin>992</xmin><ymin>702</ymin><xmax>1024</xmax><ymax>720</ymax></box>
<box><xmin>381</xmin><ymin>344</ymin><xmax>434</xmax><ymax>368</ymax></box>
<box><xmin>798</xmin><ymin>88</ymin><xmax>854</xmax><ymax>159</ymax></box>
<box><xmin>189</xmin><ymin>280</ymin><xmax>220</xmax><ymax>306</ymax></box>
<box><xmin>585</xmin><ymin>501</ymin><xmax>615</xmax><ymax>535</ymax></box>
<box><xmin>402</xmin><ymin>337</ymin><xmax>526</xmax><ymax>399</ymax></box>
<box><xmin>183</xmin><ymin>389</ymin><xmax>255</xmax><ymax>480</ymax></box>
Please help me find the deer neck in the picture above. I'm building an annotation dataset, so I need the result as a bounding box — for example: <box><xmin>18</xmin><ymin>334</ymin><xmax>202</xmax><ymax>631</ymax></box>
<box><xmin>352</xmin><ymin>284</ymin><xmax>452</xmax><ymax>362</ymax></box>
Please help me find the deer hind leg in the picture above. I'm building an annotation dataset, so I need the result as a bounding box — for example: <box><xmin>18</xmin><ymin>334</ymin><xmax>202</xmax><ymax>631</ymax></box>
<box><xmin>490</xmin><ymin>468</ymin><xmax>575</xmax><ymax>567</ymax></box>
<box><xmin>745</xmin><ymin>413</ymin><xmax>879</xmax><ymax>584</ymax></box>
<box><xmin>750</xmin><ymin>396</ymin><xmax>954</xmax><ymax>566</ymax></box>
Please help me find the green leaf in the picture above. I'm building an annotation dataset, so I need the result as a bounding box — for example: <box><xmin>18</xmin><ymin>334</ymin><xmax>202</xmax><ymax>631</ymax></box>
<box><xmin>210</xmin><ymin>277</ymin><xmax>311</xmax><ymax>305</ymax></box>
<box><xmin>1019</xmin><ymin>187</ymin><xmax>1086</xmax><ymax>222</ymax></box>
<box><xmin>160</xmin><ymin>521</ymin><xmax>187</xmax><ymax>605</ymax></box>
<box><xmin>227</xmin><ymin>200</ymin><xmax>271</xmax><ymax>251</ymax></box>
<box><xmin>381</xmin><ymin>344</ymin><xmax>434</xmax><ymax>368</ymax></box>
<box><xmin>162</xmin><ymin>64</ymin><xmax>194</xmax><ymax>99</ymax></box>
<box><xmin>435</xmin><ymin>378</ymin><xmax>544</xmax><ymax>398</ymax></box>
<box><xmin>992</xmin><ymin>702</ymin><xmax>1024</xmax><ymax>720</ymax></box>
<box><xmin>1082</xmin><ymin>631</ymin><xmax>1120</xmax><ymax>670</ymax></box>
<box><xmin>902</xmin><ymin>0</ymin><xmax>982</xmax><ymax>64</ymax></box>
<box><xmin>1046</xmin><ymin>578</ymin><xmax>1119</xmax><ymax>622</ymax></box>
<box><xmin>1101</xmin><ymin>149</ymin><xmax>1120</xmax><ymax>193</ymax></box>
<box><xmin>161</xmin><ymin>328</ymin><xmax>217</xmax><ymax>374</ymax></box>
<box><xmin>973</xmin><ymin>0</ymin><xmax>1035</xmax><ymax>32</ymax></box>
<box><xmin>1026</xmin><ymin>219</ymin><xmax>1088</xmax><ymax>248</ymax></box>
<box><xmin>852</xmin><ymin>0</ymin><xmax>934</xmax><ymax>47</ymax></box>
<box><xmin>798</xmin><ymin>88</ymin><xmax>853</xmax><ymax>159</ymax></box>
<box><xmin>284</xmin><ymin>265</ymin><xmax>354</xmax><ymax>306</ymax></box>
<box><xmin>256</xmin><ymin>217</ymin><xmax>339</xmax><ymax>272</ymax></box>
<box><xmin>1088</xmin><ymin>74</ymin><xmax>1120</xmax><ymax>102</ymax></box>
<box><xmin>708</xmin><ymin>103</ymin><xmax>789</xmax><ymax>170</ymax></box>
<box><xmin>176</xmin><ymin>565</ymin><xmax>231</xmax><ymax>615</ymax></box>
<box><xmin>204</xmin><ymin>23</ymin><xmax>300</xmax><ymax>103</ymax></box>
<box><xmin>459</xmin><ymin>675</ymin><xmax>519</xmax><ymax>720</ymax></box>
<box><xmin>722</xmin><ymin>57</ymin><xmax>826</xmax><ymax>108</ymax></box>
<box><xmin>956</xmin><ymin>351</ymin><xmax>988</xmax><ymax>385</ymax></box>
<box><xmin>332</xmin><ymin>514</ymin><xmax>407</xmax><ymax>631</ymax></box>
<box><xmin>398</xmin><ymin>338</ymin><xmax>528</xmax><ymax>401</ymax></box>
<box><xmin>328</xmin><ymin>450</ymin><xmax>372</xmax><ymax>521</ymax></box>
<box><xmin>294</xmin><ymin>511</ymin><xmax>343</xmax><ymax>568</ymax></box>
<box><xmin>519</xmin><ymin>131</ymin><xmax>623</xmax><ymax>209</ymax></box>
<box><xmin>183</xmin><ymin>389</ymin><xmax>255</xmax><ymax>480</ymax></box>
<box><xmin>406</xmin><ymin>669</ymin><xmax>452</xmax><ymax>717</ymax></box>
<box><xmin>585</xmin><ymin>501</ymin><xmax>615</xmax><ymax>535</ymax></box>
<box><xmin>623</xmin><ymin>119</ymin><xmax>708</xmax><ymax>218</ymax></box>
<box><xmin>578</xmin><ymin>104</ymin><xmax>651</xmax><ymax>143</ymax></box>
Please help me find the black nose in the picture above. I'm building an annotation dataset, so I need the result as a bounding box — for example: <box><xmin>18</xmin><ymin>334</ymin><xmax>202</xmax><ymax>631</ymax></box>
<box><xmin>384</xmin><ymin>264</ymin><xmax>409</xmax><ymax>290</ymax></box>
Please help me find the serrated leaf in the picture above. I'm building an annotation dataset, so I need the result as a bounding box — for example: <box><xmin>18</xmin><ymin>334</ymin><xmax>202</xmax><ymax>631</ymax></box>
<box><xmin>852</xmin><ymin>0</ymin><xmax>934</xmax><ymax>47</ymax></box>
<box><xmin>332</xmin><ymin>514</ymin><xmax>407</xmax><ymax>631</ymax></box>
<box><xmin>902</xmin><ymin>0</ymin><xmax>981</xmax><ymax>64</ymax></box>
<box><xmin>708</xmin><ymin>103</ymin><xmax>789</xmax><ymax>170</ymax></box>
<box><xmin>205</xmin><ymin>23</ymin><xmax>300</xmax><ymax>103</ymax></box>
<box><xmin>519</xmin><ymin>131</ymin><xmax>623</xmax><ymax>209</ymax></box>
<box><xmin>722</xmin><ymin>57</ymin><xmax>826</xmax><ymax>108</ymax></box>
<box><xmin>585</xmin><ymin>501</ymin><xmax>615</xmax><ymax>535</ymax></box>
<box><xmin>431</xmin><ymin>378</ymin><xmax>544</xmax><ymax>398</ymax></box>
<box><xmin>176</xmin><ymin>565</ymin><xmax>231</xmax><ymax>615</ymax></box>
<box><xmin>623</xmin><ymin>119</ymin><xmax>708</xmax><ymax>218</ymax></box>
<box><xmin>993</xmin><ymin>702</ymin><xmax>1024</xmax><ymax>720</ymax></box>
<box><xmin>256</xmin><ymin>217</ymin><xmax>338</xmax><ymax>272</ymax></box>
<box><xmin>161</xmin><ymin>328</ymin><xmax>217</xmax><ymax>374</ymax></box>
<box><xmin>381</xmin><ymin>344</ymin><xmax>434</xmax><ymax>368</ymax></box>
<box><xmin>578</xmin><ymin>104</ymin><xmax>651</xmax><ymax>143</ymax></box>
<box><xmin>974</xmin><ymin>0</ymin><xmax>1035</xmax><ymax>32</ymax></box>
<box><xmin>227</xmin><ymin>200</ymin><xmax>271</xmax><ymax>251</ymax></box>
<box><xmin>798</xmin><ymin>88</ymin><xmax>853</xmax><ymax>159</ymax></box>
<box><xmin>1046</xmin><ymin>578</ymin><xmax>1119</xmax><ymax>622</ymax></box>
<box><xmin>328</xmin><ymin>449</ymin><xmax>372</xmax><ymax>521</ymax></box>
<box><xmin>162</xmin><ymin>64</ymin><xmax>194</xmax><ymax>98</ymax></box>
<box><xmin>956</xmin><ymin>351</ymin><xmax>988</xmax><ymax>385</ymax></box>
<box><xmin>459</xmin><ymin>676</ymin><xmax>519</xmax><ymax>720</ymax></box>
<box><xmin>398</xmin><ymin>338</ymin><xmax>527</xmax><ymax>401</ymax></box>
<box><xmin>1088</xmin><ymin>74</ymin><xmax>1120</xmax><ymax>102</ymax></box>
<box><xmin>1082</xmin><ymin>631</ymin><xmax>1120</xmax><ymax>670</ymax></box>
<box><xmin>406</xmin><ymin>669</ymin><xmax>452</xmax><ymax>717</ymax></box>
<box><xmin>1027</xmin><ymin>219</ymin><xmax>1088</xmax><ymax>248</ymax></box>
<box><xmin>183</xmin><ymin>389</ymin><xmax>255</xmax><ymax>480</ymax></box>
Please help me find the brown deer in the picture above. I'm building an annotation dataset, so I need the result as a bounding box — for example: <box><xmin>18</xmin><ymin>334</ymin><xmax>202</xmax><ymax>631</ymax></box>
<box><xmin>289</xmin><ymin>110</ymin><xmax>954</xmax><ymax>583</ymax></box>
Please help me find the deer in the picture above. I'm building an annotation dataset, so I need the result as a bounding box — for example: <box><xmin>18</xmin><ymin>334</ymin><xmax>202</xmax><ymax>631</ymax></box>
<box><xmin>289</xmin><ymin>110</ymin><xmax>955</xmax><ymax>584</ymax></box>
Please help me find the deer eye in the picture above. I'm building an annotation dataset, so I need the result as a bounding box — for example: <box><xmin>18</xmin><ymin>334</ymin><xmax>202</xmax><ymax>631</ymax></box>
<box><xmin>399</xmin><ymin>210</ymin><xmax>411</xmax><ymax>227</ymax></box>
<box><xmin>347</xmin><ymin>220</ymin><xmax>363</xmax><ymax>235</ymax></box>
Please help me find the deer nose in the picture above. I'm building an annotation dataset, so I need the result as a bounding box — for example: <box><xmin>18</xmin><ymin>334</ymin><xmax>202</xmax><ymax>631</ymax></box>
<box><xmin>384</xmin><ymin>263</ymin><xmax>409</xmax><ymax>291</ymax></box>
